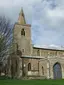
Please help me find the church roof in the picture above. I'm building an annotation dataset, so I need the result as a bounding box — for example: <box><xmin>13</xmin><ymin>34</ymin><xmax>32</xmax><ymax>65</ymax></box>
<box><xmin>33</xmin><ymin>45</ymin><xmax>64</xmax><ymax>51</ymax></box>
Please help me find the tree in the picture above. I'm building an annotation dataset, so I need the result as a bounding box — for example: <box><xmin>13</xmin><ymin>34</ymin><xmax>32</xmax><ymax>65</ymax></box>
<box><xmin>0</xmin><ymin>16</ymin><xmax>13</xmax><ymax>75</ymax></box>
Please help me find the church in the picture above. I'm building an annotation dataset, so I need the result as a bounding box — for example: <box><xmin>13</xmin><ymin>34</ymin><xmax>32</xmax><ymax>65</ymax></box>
<box><xmin>7</xmin><ymin>9</ymin><xmax>64</xmax><ymax>79</ymax></box>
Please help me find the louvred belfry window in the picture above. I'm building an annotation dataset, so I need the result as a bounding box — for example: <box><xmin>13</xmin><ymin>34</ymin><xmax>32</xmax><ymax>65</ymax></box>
<box><xmin>21</xmin><ymin>28</ymin><xmax>25</xmax><ymax>36</ymax></box>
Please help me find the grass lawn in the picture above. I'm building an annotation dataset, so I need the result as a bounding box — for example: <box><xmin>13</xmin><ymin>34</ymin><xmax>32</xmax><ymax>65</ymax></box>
<box><xmin>0</xmin><ymin>79</ymin><xmax>64</xmax><ymax>85</ymax></box>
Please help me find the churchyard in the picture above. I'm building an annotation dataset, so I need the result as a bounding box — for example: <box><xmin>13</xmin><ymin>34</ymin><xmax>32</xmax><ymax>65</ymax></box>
<box><xmin>0</xmin><ymin>79</ymin><xmax>64</xmax><ymax>85</ymax></box>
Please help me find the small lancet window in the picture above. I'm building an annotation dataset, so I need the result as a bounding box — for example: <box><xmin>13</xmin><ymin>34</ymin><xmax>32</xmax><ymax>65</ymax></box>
<box><xmin>21</xmin><ymin>28</ymin><xmax>25</xmax><ymax>36</ymax></box>
<box><xmin>16</xmin><ymin>60</ymin><xmax>18</xmax><ymax>72</ymax></box>
<box><xmin>37</xmin><ymin>49</ymin><xmax>40</xmax><ymax>56</ymax></box>
<box><xmin>16</xmin><ymin>43</ymin><xmax>18</xmax><ymax>51</ymax></box>
<box><xmin>28</xmin><ymin>63</ymin><xmax>31</xmax><ymax>71</ymax></box>
<box><xmin>42</xmin><ymin>66</ymin><xmax>44</xmax><ymax>75</ymax></box>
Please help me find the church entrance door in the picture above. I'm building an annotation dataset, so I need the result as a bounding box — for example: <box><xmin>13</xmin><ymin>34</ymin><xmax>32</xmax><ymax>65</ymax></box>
<box><xmin>53</xmin><ymin>63</ymin><xmax>62</xmax><ymax>79</ymax></box>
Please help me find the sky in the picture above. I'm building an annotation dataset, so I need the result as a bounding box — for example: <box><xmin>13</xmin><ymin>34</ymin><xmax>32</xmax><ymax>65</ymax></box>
<box><xmin>0</xmin><ymin>0</ymin><xmax>64</xmax><ymax>47</ymax></box>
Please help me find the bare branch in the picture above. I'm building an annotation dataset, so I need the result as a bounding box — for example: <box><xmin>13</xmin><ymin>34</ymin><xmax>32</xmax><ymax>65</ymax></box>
<box><xmin>0</xmin><ymin>16</ymin><xmax>13</xmax><ymax>65</ymax></box>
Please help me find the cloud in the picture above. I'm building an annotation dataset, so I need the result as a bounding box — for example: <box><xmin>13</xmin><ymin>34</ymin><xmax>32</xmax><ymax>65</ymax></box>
<box><xmin>0</xmin><ymin>0</ymin><xmax>64</xmax><ymax>46</ymax></box>
<box><xmin>31</xmin><ymin>0</ymin><xmax>64</xmax><ymax>46</ymax></box>
<box><xmin>0</xmin><ymin>0</ymin><xmax>39</xmax><ymax>23</ymax></box>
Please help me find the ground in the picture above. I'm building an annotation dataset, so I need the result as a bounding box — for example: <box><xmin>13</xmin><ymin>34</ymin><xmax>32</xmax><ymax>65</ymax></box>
<box><xmin>0</xmin><ymin>79</ymin><xmax>64</xmax><ymax>85</ymax></box>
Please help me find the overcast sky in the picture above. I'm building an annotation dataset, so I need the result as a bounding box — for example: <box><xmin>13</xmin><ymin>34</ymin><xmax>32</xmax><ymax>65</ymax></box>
<box><xmin>0</xmin><ymin>0</ymin><xmax>64</xmax><ymax>47</ymax></box>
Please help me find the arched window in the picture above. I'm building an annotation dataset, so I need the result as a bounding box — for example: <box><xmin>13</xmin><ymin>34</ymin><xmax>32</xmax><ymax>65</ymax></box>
<box><xmin>42</xmin><ymin>66</ymin><xmax>44</xmax><ymax>75</ymax></box>
<box><xmin>21</xmin><ymin>28</ymin><xmax>25</xmax><ymax>36</ymax></box>
<box><xmin>28</xmin><ymin>63</ymin><xmax>31</xmax><ymax>71</ymax></box>
<box><xmin>37</xmin><ymin>49</ymin><xmax>40</xmax><ymax>56</ymax></box>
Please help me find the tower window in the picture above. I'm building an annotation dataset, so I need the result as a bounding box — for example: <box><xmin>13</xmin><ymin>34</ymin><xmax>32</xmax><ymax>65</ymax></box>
<box><xmin>22</xmin><ymin>49</ymin><xmax>24</xmax><ymax>53</ymax></box>
<box><xmin>21</xmin><ymin>28</ymin><xmax>25</xmax><ymax>36</ymax></box>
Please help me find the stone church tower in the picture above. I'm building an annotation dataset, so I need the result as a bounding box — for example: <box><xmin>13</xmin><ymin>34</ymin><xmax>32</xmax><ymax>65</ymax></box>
<box><xmin>11</xmin><ymin>9</ymin><xmax>33</xmax><ymax>78</ymax></box>
<box><xmin>13</xmin><ymin>9</ymin><xmax>32</xmax><ymax>56</ymax></box>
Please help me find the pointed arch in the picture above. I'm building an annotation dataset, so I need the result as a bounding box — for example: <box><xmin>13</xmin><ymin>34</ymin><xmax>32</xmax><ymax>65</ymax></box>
<box><xmin>28</xmin><ymin>63</ymin><xmax>31</xmax><ymax>71</ymax></box>
<box><xmin>42</xmin><ymin>66</ymin><xmax>44</xmax><ymax>75</ymax></box>
<box><xmin>21</xmin><ymin>28</ymin><xmax>25</xmax><ymax>36</ymax></box>
<box><xmin>53</xmin><ymin>62</ymin><xmax>62</xmax><ymax>79</ymax></box>
<box><xmin>37</xmin><ymin>49</ymin><xmax>40</xmax><ymax>56</ymax></box>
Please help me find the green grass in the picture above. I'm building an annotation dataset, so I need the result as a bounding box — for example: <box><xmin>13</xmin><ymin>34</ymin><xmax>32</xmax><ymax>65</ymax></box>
<box><xmin>0</xmin><ymin>79</ymin><xmax>64</xmax><ymax>85</ymax></box>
